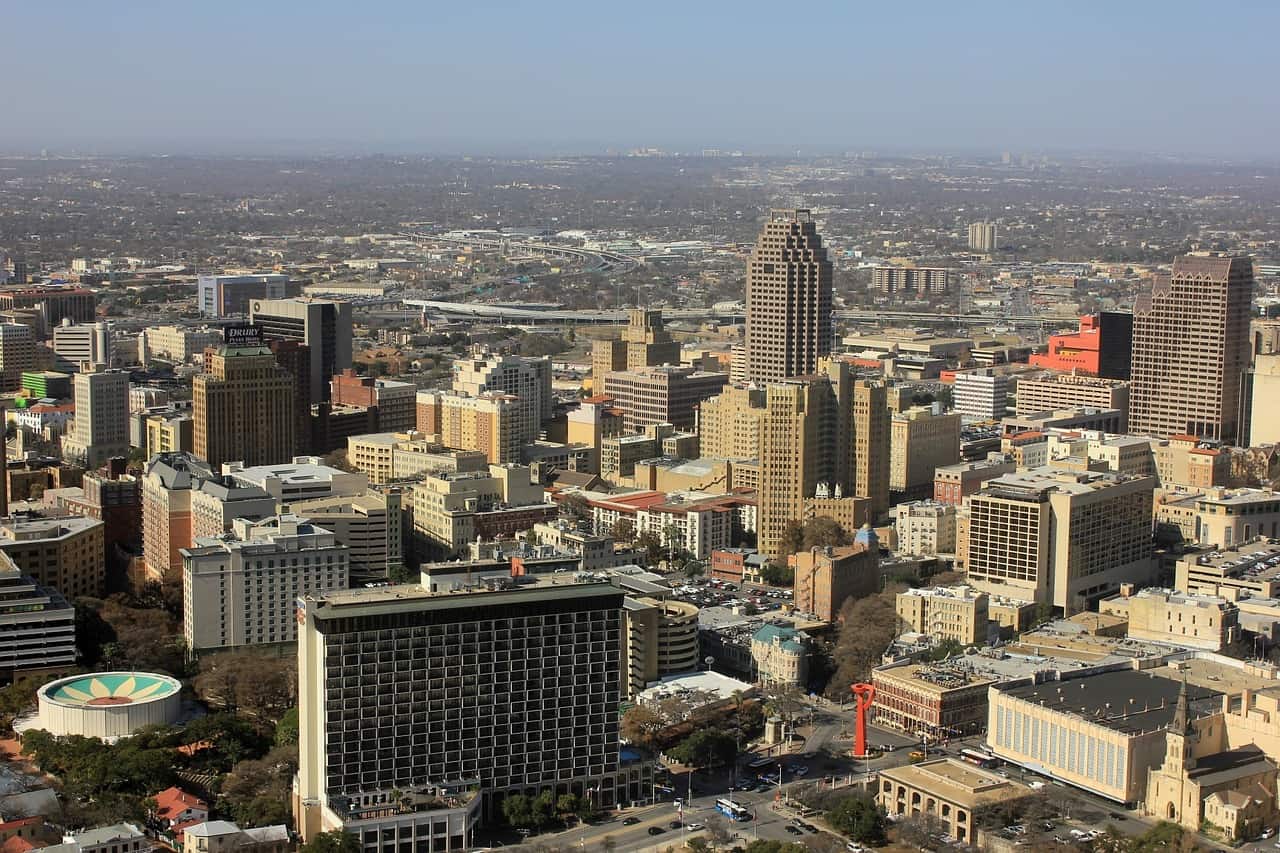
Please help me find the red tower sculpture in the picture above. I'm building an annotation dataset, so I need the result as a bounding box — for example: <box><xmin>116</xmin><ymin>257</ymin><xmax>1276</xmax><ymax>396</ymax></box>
<box><xmin>850</xmin><ymin>682</ymin><xmax>876</xmax><ymax>758</ymax></box>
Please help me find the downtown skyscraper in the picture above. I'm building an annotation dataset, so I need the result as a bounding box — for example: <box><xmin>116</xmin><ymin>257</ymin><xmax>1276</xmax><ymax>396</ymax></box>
<box><xmin>744</xmin><ymin>209</ymin><xmax>833</xmax><ymax>382</ymax></box>
<box><xmin>1129</xmin><ymin>253</ymin><xmax>1253</xmax><ymax>444</ymax></box>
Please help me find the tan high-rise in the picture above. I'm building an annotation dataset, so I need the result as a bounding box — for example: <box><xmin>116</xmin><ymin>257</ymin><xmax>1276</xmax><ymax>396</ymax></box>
<box><xmin>193</xmin><ymin>345</ymin><xmax>297</xmax><ymax>467</ymax></box>
<box><xmin>745</xmin><ymin>210</ymin><xmax>833</xmax><ymax>382</ymax></box>
<box><xmin>415</xmin><ymin>389</ymin><xmax>536</xmax><ymax>464</ymax></box>
<box><xmin>1130</xmin><ymin>253</ymin><xmax>1253</xmax><ymax>444</ymax></box>
<box><xmin>697</xmin><ymin>385</ymin><xmax>767</xmax><ymax>460</ymax></box>
<box><xmin>592</xmin><ymin>309</ymin><xmax>680</xmax><ymax>390</ymax></box>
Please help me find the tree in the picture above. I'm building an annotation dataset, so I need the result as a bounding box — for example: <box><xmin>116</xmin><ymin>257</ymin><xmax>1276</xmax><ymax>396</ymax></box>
<box><xmin>275</xmin><ymin>706</ymin><xmax>299</xmax><ymax>747</ymax></box>
<box><xmin>556</xmin><ymin>793</ymin><xmax>579</xmax><ymax>817</ymax></box>
<box><xmin>686</xmin><ymin>839</ymin><xmax>711</xmax><ymax>853</ymax></box>
<box><xmin>621</xmin><ymin>705</ymin><xmax>664</xmax><ymax>747</ymax></box>
<box><xmin>299</xmin><ymin>831</ymin><xmax>361</xmax><ymax>853</ymax></box>
<box><xmin>561</xmin><ymin>493</ymin><xmax>592</xmax><ymax>524</ymax></box>
<box><xmin>220</xmin><ymin>745</ymin><xmax>297</xmax><ymax>829</ymax></box>
<box><xmin>193</xmin><ymin>651</ymin><xmax>296</xmax><ymax>723</ymax></box>
<box><xmin>779</xmin><ymin>517</ymin><xmax>852</xmax><ymax>557</ymax></box>
<box><xmin>896</xmin><ymin>813</ymin><xmax>948</xmax><ymax>850</ymax></box>
<box><xmin>667</xmin><ymin>729</ymin><xmax>736</xmax><ymax>768</ymax></box>
<box><xmin>0</xmin><ymin>676</ymin><xmax>41</xmax><ymax>733</ymax></box>
<box><xmin>742</xmin><ymin>842</ymin><xmax>807</xmax><ymax>853</ymax></box>
<box><xmin>705</xmin><ymin>816</ymin><xmax>732</xmax><ymax>849</ymax></box>
<box><xmin>612</xmin><ymin>517</ymin><xmax>635</xmax><ymax>543</ymax></box>
<box><xmin>824</xmin><ymin>590</ymin><xmax>902</xmax><ymax>699</ymax></box>
<box><xmin>759</xmin><ymin>562</ymin><xmax>794</xmax><ymax>586</ymax></box>
<box><xmin>502</xmin><ymin>793</ymin><xmax>534</xmax><ymax>829</ymax></box>
<box><xmin>531</xmin><ymin>789</ymin><xmax>558</xmax><ymax>827</ymax></box>
<box><xmin>636</xmin><ymin>530</ymin><xmax>664</xmax><ymax>564</ymax></box>
<box><xmin>825</xmin><ymin>792</ymin><xmax>886</xmax><ymax>844</ymax></box>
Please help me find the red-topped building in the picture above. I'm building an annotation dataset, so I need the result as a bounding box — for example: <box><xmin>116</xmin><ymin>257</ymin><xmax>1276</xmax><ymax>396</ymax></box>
<box><xmin>1029</xmin><ymin>312</ymin><xmax>1133</xmax><ymax>379</ymax></box>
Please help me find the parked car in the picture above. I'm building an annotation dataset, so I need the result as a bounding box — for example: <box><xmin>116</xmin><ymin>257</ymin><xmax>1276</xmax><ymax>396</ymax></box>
<box><xmin>648</xmin><ymin>827</ymin><xmax>665</xmax><ymax>836</ymax></box>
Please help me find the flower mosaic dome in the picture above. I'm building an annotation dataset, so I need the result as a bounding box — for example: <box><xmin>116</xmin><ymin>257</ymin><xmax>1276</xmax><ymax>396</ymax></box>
<box><xmin>45</xmin><ymin>673</ymin><xmax>179</xmax><ymax>707</ymax></box>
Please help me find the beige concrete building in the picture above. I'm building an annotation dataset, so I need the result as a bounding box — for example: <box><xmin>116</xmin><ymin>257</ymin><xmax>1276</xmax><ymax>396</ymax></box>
<box><xmin>602</xmin><ymin>365</ymin><xmax>726</xmax><ymax>432</ymax></box>
<box><xmin>1156</xmin><ymin>488</ymin><xmax>1280</xmax><ymax>548</ymax></box>
<box><xmin>193</xmin><ymin>346</ymin><xmax>297</xmax><ymax>468</ymax></box>
<box><xmin>1250</xmin><ymin>353</ymin><xmax>1280</xmax><ymax>446</ymax></box>
<box><xmin>144</xmin><ymin>411</ymin><xmax>193</xmax><ymax>458</ymax></box>
<box><xmin>415</xmin><ymin>389</ymin><xmax>536</xmax><ymax>465</ymax></box>
<box><xmin>591</xmin><ymin>308</ymin><xmax>680</xmax><ymax>391</ymax></box>
<box><xmin>0</xmin><ymin>513</ymin><xmax>104</xmax><ymax>600</ymax></box>
<box><xmin>452</xmin><ymin>347</ymin><xmax>552</xmax><ymax>424</ymax></box>
<box><xmin>890</xmin><ymin>406</ymin><xmax>961</xmax><ymax>501</ymax></box>
<box><xmin>1130</xmin><ymin>254</ymin><xmax>1253</xmax><ymax>444</ymax></box>
<box><xmin>189</xmin><ymin>476</ymin><xmax>277</xmax><ymax>539</ymax></box>
<box><xmin>143</xmin><ymin>325</ymin><xmax>222</xmax><ymax>364</ymax></box>
<box><xmin>750</xmin><ymin>623</ymin><xmax>811</xmax><ymax>687</ymax></box>
<box><xmin>967</xmin><ymin>221</ymin><xmax>998</xmax><ymax>252</ymax></box>
<box><xmin>696</xmin><ymin>384</ymin><xmax>766</xmax><ymax>461</ymax></box>
<box><xmin>182</xmin><ymin>515</ymin><xmax>349</xmax><ymax>652</ymax></box>
<box><xmin>871</xmin><ymin>266</ymin><xmax>950</xmax><ymax>296</ymax></box>
<box><xmin>790</xmin><ymin>543</ymin><xmax>878</xmax><ymax>622</ymax></box>
<box><xmin>878</xmin><ymin>759</ymin><xmax>1029</xmax><ymax>847</ymax></box>
<box><xmin>1175</xmin><ymin>539</ymin><xmax>1280</xmax><ymax>599</ymax></box>
<box><xmin>1154</xmin><ymin>435</ymin><xmax>1230</xmax><ymax>488</ymax></box>
<box><xmin>62</xmin><ymin>367</ymin><xmax>129</xmax><ymax>468</ymax></box>
<box><xmin>347</xmin><ymin>431</ymin><xmax>488</xmax><ymax>485</ymax></box>
<box><xmin>408</xmin><ymin>465</ymin><xmax>544</xmax><ymax>559</ymax></box>
<box><xmin>183</xmin><ymin>821</ymin><xmax>289</xmax><ymax>853</ymax></box>
<box><xmin>744</xmin><ymin>209</ymin><xmax>832</xmax><ymax>382</ymax></box>
<box><xmin>565</xmin><ymin>396</ymin><xmax>626</xmax><ymax>474</ymax></box>
<box><xmin>895</xmin><ymin>500</ymin><xmax>958</xmax><ymax>557</ymax></box>
<box><xmin>896</xmin><ymin>586</ymin><xmax>988</xmax><ymax>645</ymax></box>
<box><xmin>1015</xmin><ymin>372</ymin><xmax>1130</xmax><ymax>425</ymax></box>
<box><xmin>1100</xmin><ymin>587</ymin><xmax>1239</xmax><ymax>652</ymax></box>
<box><xmin>622</xmin><ymin>597</ymin><xmax>700</xmax><ymax>699</ymax></box>
<box><xmin>965</xmin><ymin>467</ymin><xmax>1156</xmax><ymax>612</ymax></box>
<box><xmin>286</xmin><ymin>491</ymin><xmax>403</xmax><ymax>583</ymax></box>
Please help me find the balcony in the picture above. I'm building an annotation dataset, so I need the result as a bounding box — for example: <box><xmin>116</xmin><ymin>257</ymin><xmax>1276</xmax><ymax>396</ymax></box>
<box><xmin>328</xmin><ymin>778</ymin><xmax>482</xmax><ymax>821</ymax></box>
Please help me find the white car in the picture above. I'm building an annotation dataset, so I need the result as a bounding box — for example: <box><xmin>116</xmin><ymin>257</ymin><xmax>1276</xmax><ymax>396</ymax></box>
<box><xmin>684</xmin><ymin>823</ymin><xmax>704</xmax><ymax>831</ymax></box>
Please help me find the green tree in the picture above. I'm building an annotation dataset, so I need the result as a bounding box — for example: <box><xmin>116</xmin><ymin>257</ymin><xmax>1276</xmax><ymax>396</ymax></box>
<box><xmin>612</xmin><ymin>517</ymin><xmax>636</xmax><ymax>543</ymax></box>
<box><xmin>299</xmin><ymin>831</ymin><xmax>361</xmax><ymax>853</ymax></box>
<box><xmin>636</xmin><ymin>530</ymin><xmax>664</xmax><ymax>564</ymax></box>
<box><xmin>274</xmin><ymin>706</ymin><xmax>299</xmax><ymax>747</ymax></box>
<box><xmin>501</xmin><ymin>793</ymin><xmax>534</xmax><ymax>829</ymax></box>
<box><xmin>759</xmin><ymin>562</ymin><xmax>794</xmax><ymax>586</ymax></box>
<box><xmin>556</xmin><ymin>793</ymin><xmax>580</xmax><ymax>817</ymax></box>
<box><xmin>825</xmin><ymin>792</ymin><xmax>886</xmax><ymax>844</ymax></box>
<box><xmin>561</xmin><ymin>493</ymin><xmax>593</xmax><ymax>523</ymax></box>
<box><xmin>531</xmin><ymin>789</ymin><xmax>558</xmax><ymax>827</ymax></box>
<box><xmin>742</xmin><ymin>842</ymin><xmax>808</xmax><ymax>853</ymax></box>
<box><xmin>668</xmin><ymin>729</ymin><xmax>737</xmax><ymax>768</ymax></box>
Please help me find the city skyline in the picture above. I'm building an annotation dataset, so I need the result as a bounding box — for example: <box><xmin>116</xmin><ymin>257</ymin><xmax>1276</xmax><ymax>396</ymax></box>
<box><xmin>3</xmin><ymin>2</ymin><xmax>1279</xmax><ymax>159</ymax></box>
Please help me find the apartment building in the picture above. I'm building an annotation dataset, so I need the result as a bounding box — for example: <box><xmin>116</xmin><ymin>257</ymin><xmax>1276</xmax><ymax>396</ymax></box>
<box><xmin>453</xmin><ymin>347</ymin><xmax>553</xmax><ymax>424</ymax></box>
<box><xmin>143</xmin><ymin>325</ymin><xmax>223</xmax><ymax>364</ymax></box>
<box><xmin>347</xmin><ymin>432</ymin><xmax>488</xmax><ymax>485</ymax></box>
<box><xmin>965</xmin><ymin>467</ymin><xmax>1156</xmax><ymax>612</ymax></box>
<box><xmin>294</xmin><ymin>576</ymin><xmax>644</xmax><ymax>842</ymax></box>
<box><xmin>0</xmin><ymin>323</ymin><xmax>36</xmax><ymax>392</ymax></box>
<box><xmin>896</xmin><ymin>585</ymin><xmax>989</xmax><ymax>645</ymax></box>
<box><xmin>891</xmin><ymin>406</ymin><xmax>961</xmax><ymax>502</ymax></box>
<box><xmin>967</xmin><ymin>221</ymin><xmax>998</xmax><ymax>252</ymax></box>
<box><xmin>896</xmin><ymin>500</ymin><xmax>959</xmax><ymax>557</ymax></box>
<box><xmin>416</xmin><ymin>390</ymin><xmax>537</xmax><ymax>464</ymax></box>
<box><xmin>330</xmin><ymin>370</ymin><xmax>416</xmax><ymax>433</ymax></box>
<box><xmin>408</xmin><ymin>466</ymin><xmax>544</xmax><ymax>560</ymax></box>
<box><xmin>1154</xmin><ymin>436</ymin><xmax>1231</xmax><ymax>488</ymax></box>
<box><xmin>602</xmin><ymin>365</ymin><xmax>727</xmax><ymax>432</ymax></box>
<box><xmin>871</xmin><ymin>266</ymin><xmax>950</xmax><ymax>296</ymax></box>
<box><xmin>182</xmin><ymin>515</ymin><xmax>349</xmax><ymax>652</ymax></box>
<box><xmin>190</xmin><ymin>476</ymin><xmax>278</xmax><ymax>539</ymax></box>
<box><xmin>696</xmin><ymin>384</ymin><xmax>766</xmax><ymax>461</ymax></box>
<box><xmin>0</xmin><ymin>514</ymin><xmax>105</xmax><ymax>599</ymax></box>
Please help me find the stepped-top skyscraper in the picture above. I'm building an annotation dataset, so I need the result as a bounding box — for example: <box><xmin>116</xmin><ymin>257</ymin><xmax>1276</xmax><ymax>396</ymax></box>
<box><xmin>1129</xmin><ymin>253</ymin><xmax>1253</xmax><ymax>444</ymax></box>
<box><xmin>744</xmin><ymin>209</ymin><xmax>833</xmax><ymax>382</ymax></box>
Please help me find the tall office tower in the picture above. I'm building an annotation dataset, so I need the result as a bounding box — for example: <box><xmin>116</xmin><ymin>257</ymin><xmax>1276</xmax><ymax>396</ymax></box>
<box><xmin>453</xmin><ymin>347</ymin><xmax>553</xmax><ymax>424</ymax></box>
<box><xmin>294</xmin><ymin>576</ymin><xmax>633</xmax><ymax>841</ymax></box>
<box><xmin>1130</xmin><ymin>254</ymin><xmax>1253</xmax><ymax>444</ymax></box>
<box><xmin>758</xmin><ymin>378</ymin><xmax>838</xmax><ymax>558</ymax></box>
<box><xmin>197</xmin><ymin>273</ymin><xmax>291</xmax><ymax>317</ymax></box>
<box><xmin>61</xmin><ymin>367</ymin><xmax>129</xmax><ymax>468</ymax></box>
<box><xmin>249</xmin><ymin>298</ymin><xmax>353</xmax><ymax>403</ymax></box>
<box><xmin>871</xmin><ymin>267</ymin><xmax>951</xmax><ymax>297</ymax></box>
<box><xmin>267</xmin><ymin>340</ymin><xmax>312</xmax><ymax>455</ymax></box>
<box><xmin>193</xmin><ymin>345</ymin><xmax>297</xmax><ymax>467</ymax></box>
<box><xmin>967</xmin><ymin>221</ymin><xmax>998</xmax><ymax>252</ymax></box>
<box><xmin>51</xmin><ymin>319</ymin><xmax>111</xmax><ymax>371</ymax></box>
<box><xmin>591</xmin><ymin>309</ymin><xmax>682</xmax><ymax>391</ymax></box>
<box><xmin>0</xmin><ymin>323</ymin><xmax>36</xmax><ymax>392</ymax></box>
<box><xmin>890</xmin><ymin>407</ymin><xmax>961</xmax><ymax>503</ymax></box>
<box><xmin>744</xmin><ymin>209</ymin><xmax>833</xmax><ymax>382</ymax></box>
<box><xmin>852</xmin><ymin>378</ymin><xmax>891</xmax><ymax>519</ymax></box>
<box><xmin>697</xmin><ymin>385</ymin><xmax>767</xmax><ymax>460</ymax></box>
<box><xmin>602</xmin><ymin>365</ymin><xmax>727</xmax><ymax>432</ymax></box>
<box><xmin>964</xmin><ymin>467</ymin><xmax>1155</xmax><ymax>613</ymax></box>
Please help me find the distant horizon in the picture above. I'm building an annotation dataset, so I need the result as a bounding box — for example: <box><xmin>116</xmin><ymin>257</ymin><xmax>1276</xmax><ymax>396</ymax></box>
<box><xmin>4</xmin><ymin>2</ymin><xmax>1278</xmax><ymax>162</ymax></box>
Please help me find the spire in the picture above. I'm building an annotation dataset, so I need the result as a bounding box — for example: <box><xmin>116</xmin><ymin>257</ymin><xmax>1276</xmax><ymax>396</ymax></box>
<box><xmin>1170</xmin><ymin>673</ymin><xmax>1191</xmax><ymax>735</ymax></box>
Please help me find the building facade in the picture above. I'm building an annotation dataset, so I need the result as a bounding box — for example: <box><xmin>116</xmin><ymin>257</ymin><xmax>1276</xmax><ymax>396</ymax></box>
<box><xmin>193</xmin><ymin>346</ymin><xmax>297</xmax><ymax>468</ymax></box>
<box><xmin>249</xmin><ymin>298</ymin><xmax>354</xmax><ymax>403</ymax></box>
<box><xmin>602</xmin><ymin>365</ymin><xmax>727</xmax><ymax>432</ymax></box>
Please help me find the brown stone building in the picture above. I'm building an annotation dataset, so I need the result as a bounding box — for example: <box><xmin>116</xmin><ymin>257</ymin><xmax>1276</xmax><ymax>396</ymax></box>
<box><xmin>193</xmin><ymin>345</ymin><xmax>297</xmax><ymax>467</ymax></box>
<box><xmin>790</xmin><ymin>543</ymin><xmax>878</xmax><ymax>622</ymax></box>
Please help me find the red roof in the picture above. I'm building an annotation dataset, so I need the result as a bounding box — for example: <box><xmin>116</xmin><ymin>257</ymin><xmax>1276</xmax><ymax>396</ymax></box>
<box><xmin>0</xmin><ymin>819</ymin><xmax>40</xmax><ymax>833</ymax></box>
<box><xmin>153</xmin><ymin>786</ymin><xmax>208</xmax><ymax>822</ymax></box>
<box><xmin>583</xmin><ymin>394</ymin><xmax>613</xmax><ymax>404</ymax></box>
<box><xmin>1</xmin><ymin>839</ymin><xmax>36</xmax><ymax>853</ymax></box>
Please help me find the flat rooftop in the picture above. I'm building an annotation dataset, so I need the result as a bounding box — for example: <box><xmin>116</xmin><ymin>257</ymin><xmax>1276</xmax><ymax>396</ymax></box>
<box><xmin>996</xmin><ymin>669</ymin><xmax>1220</xmax><ymax>736</ymax></box>
<box><xmin>879</xmin><ymin>758</ymin><xmax>1029</xmax><ymax>808</ymax></box>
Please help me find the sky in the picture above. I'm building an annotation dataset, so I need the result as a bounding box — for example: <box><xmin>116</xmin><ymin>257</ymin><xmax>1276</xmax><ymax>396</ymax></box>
<box><xmin>3</xmin><ymin>1</ymin><xmax>1279</xmax><ymax>159</ymax></box>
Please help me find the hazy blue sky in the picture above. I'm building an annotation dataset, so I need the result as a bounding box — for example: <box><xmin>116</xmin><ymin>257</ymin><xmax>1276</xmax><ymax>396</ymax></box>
<box><xmin>4</xmin><ymin>1</ymin><xmax>1278</xmax><ymax>158</ymax></box>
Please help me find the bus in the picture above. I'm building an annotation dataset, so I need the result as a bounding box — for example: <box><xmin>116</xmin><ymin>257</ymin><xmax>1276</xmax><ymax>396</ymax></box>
<box><xmin>715</xmin><ymin>799</ymin><xmax>751</xmax><ymax>821</ymax></box>
<box><xmin>747</xmin><ymin>756</ymin><xmax>776</xmax><ymax>770</ymax></box>
<box><xmin>960</xmin><ymin>748</ymin><xmax>999</xmax><ymax>769</ymax></box>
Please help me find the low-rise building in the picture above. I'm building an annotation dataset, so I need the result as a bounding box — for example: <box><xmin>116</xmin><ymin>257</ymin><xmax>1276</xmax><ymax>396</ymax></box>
<box><xmin>895</xmin><ymin>500</ymin><xmax>958</xmax><ymax>557</ymax></box>
<box><xmin>750</xmin><ymin>623</ymin><xmax>811</xmax><ymax>687</ymax></box>
<box><xmin>0</xmin><ymin>513</ymin><xmax>105</xmax><ymax>600</ymax></box>
<box><xmin>0</xmin><ymin>553</ymin><xmax>75</xmax><ymax>679</ymax></box>
<box><xmin>791</xmin><ymin>543</ymin><xmax>878</xmax><ymax>622</ymax></box>
<box><xmin>877</xmin><ymin>759</ymin><xmax>1032</xmax><ymax>847</ymax></box>
<box><xmin>872</xmin><ymin>661</ymin><xmax>994</xmax><ymax>738</ymax></box>
<box><xmin>1175</xmin><ymin>539</ymin><xmax>1280</xmax><ymax>599</ymax></box>
<box><xmin>39</xmin><ymin>823</ymin><xmax>148</xmax><ymax>853</ymax></box>
<box><xmin>1100</xmin><ymin>587</ymin><xmax>1239</xmax><ymax>652</ymax></box>
<box><xmin>933</xmin><ymin>456</ymin><xmax>1015</xmax><ymax>506</ymax></box>
<box><xmin>183</xmin><ymin>822</ymin><xmax>289</xmax><ymax>853</ymax></box>
<box><xmin>896</xmin><ymin>586</ymin><xmax>989</xmax><ymax>646</ymax></box>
